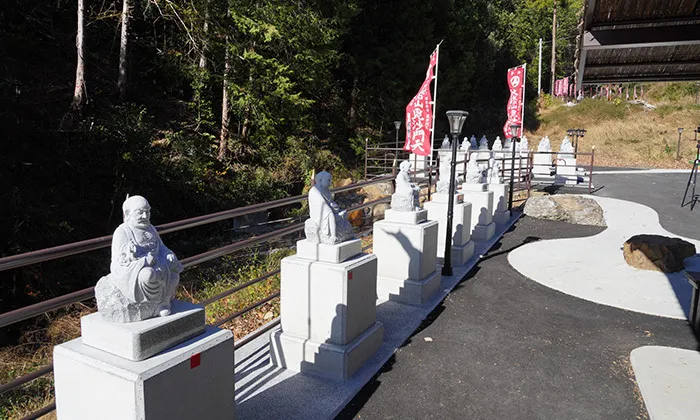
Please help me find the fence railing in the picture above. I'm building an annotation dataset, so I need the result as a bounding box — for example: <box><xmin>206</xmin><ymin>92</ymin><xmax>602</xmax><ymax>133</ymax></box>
<box><xmin>0</xmin><ymin>174</ymin><xmax>398</xmax><ymax>420</ymax></box>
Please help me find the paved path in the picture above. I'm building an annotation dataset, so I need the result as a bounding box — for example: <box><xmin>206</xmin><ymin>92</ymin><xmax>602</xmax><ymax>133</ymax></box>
<box><xmin>510</xmin><ymin>196</ymin><xmax>700</xmax><ymax>319</ymax></box>
<box><xmin>338</xmin><ymin>217</ymin><xmax>698</xmax><ymax>419</ymax></box>
<box><xmin>592</xmin><ymin>172</ymin><xmax>700</xmax><ymax>240</ymax></box>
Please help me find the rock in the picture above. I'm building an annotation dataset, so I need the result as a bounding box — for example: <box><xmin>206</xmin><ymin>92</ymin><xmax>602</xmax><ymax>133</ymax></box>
<box><xmin>524</xmin><ymin>195</ymin><xmax>606</xmax><ymax>227</ymax></box>
<box><xmin>359</xmin><ymin>182</ymin><xmax>393</xmax><ymax>201</ymax></box>
<box><xmin>347</xmin><ymin>209</ymin><xmax>364</xmax><ymax>227</ymax></box>
<box><xmin>372</xmin><ymin>203</ymin><xmax>389</xmax><ymax>218</ymax></box>
<box><xmin>623</xmin><ymin>235</ymin><xmax>696</xmax><ymax>273</ymax></box>
<box><xmin>337</xmin><ymin>178</ymin><xmax>353</xmax><ymax>187</ymax></box>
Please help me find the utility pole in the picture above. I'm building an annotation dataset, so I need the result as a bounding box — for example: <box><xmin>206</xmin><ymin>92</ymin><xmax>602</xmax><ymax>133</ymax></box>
<box><xmin>538</xmin><ymin>38</ymin><xmax>543</xmax><ymax>96</ymax></box>
<box><xmin>550</xmin><ymin>0</ymin><xmax>557</xmax><ymax>95</ymax></box>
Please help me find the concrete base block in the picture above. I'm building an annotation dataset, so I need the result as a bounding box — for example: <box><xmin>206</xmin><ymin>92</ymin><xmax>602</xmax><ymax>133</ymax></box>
<box><xmin>54</xmin><ymin>327</ymin><xmax>235</xmax><ymax>420</ymax></box>
<box><xmin>279</xmin><ymin>253</ymin><xmax>378</xmax><ymax>345</ymax></box>
<box><xmin>460</xmin><ymin>189</ymin><xmax>494</xmax><ymax>232</ymax></box>
<box><xmin>373</xmin><ymin>219</ymin><xmax>438</xmax><ymax>283</ymax></box>
<box><xmin>384</xmin><ymin>209</ymin><xmax>428</xmax><ymax>225</ymax></box>
<box><xmin>377</xmin><ymin>270</ymin><xmax>440</xmax><ymax>305</ymax></box>
<box><xmin>487</xmin><ymin>183</ymin><xmax>509</xmax><ymax>214</ymax></box>
<box><xmin>436</xmin><ymin>240</ymin><xmax>475</xmax><ymax>267</ymax></box>
<box><xmin>80</xmin><ymin>300</ymin><xmax>206</xmax><ymax>362</ymax></box>
<box><xmin>494</xmin><ymin>210</ymin><xmax>511</xmax><ymax>225</ymax></box>
<box><xmin>270</xmin><ymin>321</ymin><xmax>384</xmax><ymax>382</ymax></box>
<box><xmin>430</xmin><ymin>193</ymin><xmax>464</xmax><ymax>204</ymax></box>
<box><xmin>424</xmin><ymin>200</ymin><xmax>472</xmax><ymax>256</ymax></box>
<box><xmin>295</xmin><ymin>238</ymin><xmax>362</xmax><ymax>263</ymax></box>
<box><xmin>472</xmin><ymin>222</ymin><xmax>496</xmax><ymax>242</ymax></box>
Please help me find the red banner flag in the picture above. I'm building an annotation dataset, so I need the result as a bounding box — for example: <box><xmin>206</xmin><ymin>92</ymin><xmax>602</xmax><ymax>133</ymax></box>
<box><xmin>502</xmin><ymin>65</ymin><xmax>525</xmax><ymax>138</ymax></box>
<box><xmin>404</xmin><ymin>50</ymin><xmax>438</xmax><ymax>156</ymax></box>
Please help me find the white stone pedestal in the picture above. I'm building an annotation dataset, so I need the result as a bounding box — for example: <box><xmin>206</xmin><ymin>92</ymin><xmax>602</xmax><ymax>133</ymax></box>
<box><xmin>533</xmin><ymin>152</ymin><xmax>554</xmax><ymax>179</ymax></box>
<box><xmin>373</xmin><ymin>209</ymin><xmax>440</xmax><ymax>305</ymax></box>
<box><xmin>54</xmin><ymin>326</ymin><xmax>235</xmax><ymax>420</ymax></box>
<box><xmin>555</xmin><ymin>155</ymin><xmax>579</xmax><ymax>185</ymax></box>
<box><xmin>269</xmin><ymin>240</ymin><xmax>383</xmax><ymax>381</ymax></box>
<box><xmin>460</xmin><ymin>184</ymin><xmax>496</xmax><ymax>242</ymax></box>
<box><xmin>81</xmin><ymin>300</ymin><xmax>206</xmax><ymax>361</ymax></box>
<box><xmin>488</xmin><ymin>183</ymin><xmax>511</xmax><ymax>225</ymax></box>
<box><xmin>424</xmin><ymin>193</ymin><xmax>475</xmax><ymax>266</ymax></box>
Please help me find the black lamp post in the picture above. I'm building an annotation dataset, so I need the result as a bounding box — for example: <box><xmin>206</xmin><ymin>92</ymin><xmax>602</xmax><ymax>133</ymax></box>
<box><xmin>441</xmin><ymin>110</ymin><xmax>469</xmax><ymax>277</ymax></box>
<box><xmin>677</xmin><ymin>127</ymin><xmax>684</xmax><ymax>160</ymax></box>
<box><xmin>507</xmin><ymin>124</ymin><xmax>521</xmax><ymax>211</ymax></box>
<box><xmin>394</xmin><ymin>121</ymin><xmax>402</xmax><ymax>150</ymax></box>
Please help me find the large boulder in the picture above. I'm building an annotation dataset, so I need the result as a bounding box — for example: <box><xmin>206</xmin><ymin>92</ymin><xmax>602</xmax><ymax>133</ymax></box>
<box><xmin>623</xmin><ymin>235</ymin><xmax>696</xmax><ymax>273</ymax></box>
<box><xmin>524</xmin><ymin>195</ymin><xmax>606</xmax><ymax>227</ymax></box>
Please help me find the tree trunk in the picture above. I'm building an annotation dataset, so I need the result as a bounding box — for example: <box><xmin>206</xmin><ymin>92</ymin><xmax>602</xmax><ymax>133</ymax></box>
<box><xmin>199</xmin><ymin>2</ymin><xmax>209</xmax><ymax>70</ymax></box>
<box><xmin>218</xmin><ymin>44</ymin><xmax>231</xmax><ymax>161</ymax></box>
<box><xmin>118</xmin><ymin>0</ymin><xmax>131</xmax><ymax>100</ymax></box>
<box><xmin>71</xmin><ymin>0</ymin><xmax>86</xmax><ymax>110</ymax></box>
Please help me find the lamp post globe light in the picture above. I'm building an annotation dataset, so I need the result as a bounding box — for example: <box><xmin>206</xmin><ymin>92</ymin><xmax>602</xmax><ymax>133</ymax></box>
<box><xmin>394</xmin><ymin>120</ymin><xmax>402</xmax><ymax>150</ymax></box>
<box><xmin>507</xmin><ymin>124</ymin><xmax>521</xmax><ymax>211</ymax></box>
<box><xmin>441</xmin><ymin>110</ymin><xmax>469</xmax><ymax>277</ymax></box>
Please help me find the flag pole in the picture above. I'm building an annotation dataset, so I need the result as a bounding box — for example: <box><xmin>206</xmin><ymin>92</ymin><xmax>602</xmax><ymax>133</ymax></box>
<box><xmin>429</xmin><ymin>40</ymin><xmax>443</xmax><ymax>174</ymax></box>
<box><xmin>521</xmin><ymin>63</ymin><xmax>526</xmax><ymax>137</ymax></box>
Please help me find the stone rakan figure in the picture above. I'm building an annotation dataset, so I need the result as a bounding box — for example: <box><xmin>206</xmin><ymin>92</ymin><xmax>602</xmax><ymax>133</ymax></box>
<box><xmin>488</xmin><ymin>157</ymin><xmax>502</xmax><ymax>184</ymax></box>
<box><xmin>305</xmin><ymin>171</ymin><xmax>354</xmax><ymax>245</ymax></box>
<box><xmin>441</xmin><ymin>135</ymin><xmax>451</xmax><ymax>149</ymax></box>
<box><xmin>466</xmin><ymin>153</ymin><xmax>483</xmax><ymax>184</ymax></box>
<box><xmin>538</xmin><ymin>136</ymin><xmax>552</xmax><ymax>152</ymax></box>
<box><xmin>437</xmin><ymin>151</ymin><xmax>458</xmax><ymax>194</ymax></box>
<box><xmin>560</xmin><ymin>136</ymin><xmax>575</xmax><ymax>154</ymax></box>
<box><xmin>391</xmin><ymin>160</ymin><xmax>420</xmax><ymax>211</ymax></box>
<box><xmin>479</xmin><ymin>135</ymin><xmax>489</xmax><ymax>150</ymax></box>
<box><xmin>460</xmin><ymin>137</ymin><xmax>471</xmax><ymax>152</ymax></box>
<box><xmin>95</xmin><ymin>196</ymin><xmax>183</xmax><ymax>323</ymax></box>
<box><xmin>492</xmin><ymin>136</ymin><xmax>503</xmax><ymax>152</ymax></box>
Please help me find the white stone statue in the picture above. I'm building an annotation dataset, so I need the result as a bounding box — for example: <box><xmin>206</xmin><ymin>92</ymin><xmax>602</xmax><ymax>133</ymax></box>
<box><xmin>465</xmin><ymin>153</ymin><xmax>483</xmax><ymax>184</ymax></box>
<box><xmin>479</xmin><ymin>135</ymin><xmax>489</xmax><ymax>150</ymax></box>
<box><xmin>488</xmin><ymin>158</ymin><xmax>502</xmax><ymax>184</ymax></box>
<box><xmin>391</xmin><ymin>160</ymin><xmax>420</xmax><ymax>211</ymax></box>
<box><xmin>519</xmin><ymin>135</ymin><xmax>529</xmax><ymax>154</ymax></box>
<box><xmin>437</xmin><ymin>152</ymin><xmax>458</xmax><ymax>194</ymax></box>
<box><xmin>95</xmin><ymin>196</ymin><xmax>183</xmax><ymax>323</ymax></box>
<box><xmin>441</xmin><ymin>135</ymin><xmax>451</xmax><ymax>150</ymax></box>
<box><xmin>460</xmin><ymin>137</ymin><xmax>471</xmax><ymax>152</ymax></box>
<box><xmin>304</xmin><ymin>171</ymin><xmax>355</xmax><ymax>245</ymax></box>
<box><xmin>537</xmin><ymin>136</ymin><xmax>552</xmax><ymax>152</ymax></box>
<box><xmin>560</xmin><ymin>136</ymin><xmax>575</xmax><ymax>154</ymax></box>
<box><xmin>492</xmin><ymin>137</ymin><xmax>503</xmax><ymax>151</ymax></box>
<box><xmin>470</xmin><ymin>135</ymin><xmax>478</xmax><ymax>149</ymax></box>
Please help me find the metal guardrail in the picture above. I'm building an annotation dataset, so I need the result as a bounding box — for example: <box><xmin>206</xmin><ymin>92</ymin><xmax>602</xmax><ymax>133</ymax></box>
<box><xmin>0</xmin><ymin>176</ymin><xmax>396</xmax><ymax>420</ymax></box>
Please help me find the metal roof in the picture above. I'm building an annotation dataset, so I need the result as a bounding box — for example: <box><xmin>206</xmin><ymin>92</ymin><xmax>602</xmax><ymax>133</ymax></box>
<box><xmin>576</xmin><ymin>0</ymin><xmax>700</xmax><ymax>89</ymax></box>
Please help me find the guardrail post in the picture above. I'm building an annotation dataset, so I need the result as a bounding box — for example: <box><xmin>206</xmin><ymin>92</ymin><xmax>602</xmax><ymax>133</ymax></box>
<box><xmin>364</xmin><ymin>137</ymin><xmax>369</xmax><ymax>179</ymax></box>
<box><xmin>589</xmin><ymin>147</ymin><xmax>595</xmax><ymax>194</ymax></box>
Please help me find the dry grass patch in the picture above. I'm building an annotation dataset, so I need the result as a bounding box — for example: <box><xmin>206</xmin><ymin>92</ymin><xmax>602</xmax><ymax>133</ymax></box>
<box><xmin>529</xmin><ymin>98</ymin><xmax>700</xmax><ymax>169</ymax></box>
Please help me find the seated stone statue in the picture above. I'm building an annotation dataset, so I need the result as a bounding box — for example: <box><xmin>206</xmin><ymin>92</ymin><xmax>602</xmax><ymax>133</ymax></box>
<box><xmin>488</xmin><ymin>158</ymin><xmax>502</xmax><ymax>184</ymax></box>
<box><xmin>492</xmin><ymin>137</ymin><xmax>503</xmax><ymax>151</ymax></box>
<box><xmin>465</xmin><ymin>153</ymin><xmax>483</xmax><ymax>184</ymax></box>
<box><xmin>441</xmin><ymin>135</ymin><xmax>451</xmax><ymax>149</ymax></box>
<box><xmin>304</xmin><ymin>171</ymin><xmax>355</xmax><ymax>244</ymax></box>
<box><xmin>479</xmin><ymin>135</ymin><xmax>489</xmax><ymax>150</ymax></box>
<box><xmin>391</xmin><ymin>160</ymin><xmax>420</xmax><ymax>211</ymax></box>
<box><xmin>436</xmin><ymin>151</ymin><xmax>458</xmax><ymax>194</ymax></box>
<box><xmin>95</xmin><ymin>196</ymin><xmax>183</xmax><ymax>323</ymax></box>
<box><xmin>560</xmin><ymin>136</ymin><xmax>575</xmax><ymax>155</ymax></box>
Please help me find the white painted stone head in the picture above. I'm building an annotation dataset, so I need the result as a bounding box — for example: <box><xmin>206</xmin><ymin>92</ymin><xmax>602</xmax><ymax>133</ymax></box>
<box><xmin>315</xmin><ymin>171</ymin><xmax>332</xmax><ymax>190</ymax></box>
<box><xmin>399</xmin><ymin>160</ymin><xmax>411</xmax><ymax>173</ymax></box>
<box><xmin>123</xmin><ymin>195</ymin><xmax>152</xmax><ymax>229</ymax></box>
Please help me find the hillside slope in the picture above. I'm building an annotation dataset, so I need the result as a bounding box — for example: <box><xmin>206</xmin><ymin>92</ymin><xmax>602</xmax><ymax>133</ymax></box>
<box><xmin>527</xmin><ymin>86</ymin><xmax>700</xmax><ymax>169</ymax></box>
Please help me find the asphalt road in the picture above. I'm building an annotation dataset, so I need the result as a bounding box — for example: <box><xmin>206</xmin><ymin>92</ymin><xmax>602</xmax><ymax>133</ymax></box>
<box><xmin>337</xmin><ymin>217</ymin><xmax>698</xmax><ymax>420</ymax></box>
<box><xmin>590</xmin><ymin>172</ymin><xmax>700</xmax><ymax>240</ymax></box>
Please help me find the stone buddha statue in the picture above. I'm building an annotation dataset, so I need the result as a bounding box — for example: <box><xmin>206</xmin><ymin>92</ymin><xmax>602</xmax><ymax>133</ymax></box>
<box><xmin>95</xmin><ymin>196</ymin><xmax>183</xmax><ymax>323</ymax></box>
<box><xmin>391</xmin><ymin>160</ymin><xmax>420</xmax><ymax>211</ymax></box>
<box><xmin>304</xmin><ymin>171</ymin><xmax>355</xmax><ymax>245</ymax></box>
<box><xmin>466</xmin><ymin>153</ymin><xmax>483</xmax><ymax>184</ymax></box>
<box><xmin>488</xmin><ymin>157</ymin><xmax>502</xmax><ymax>184</ymax></box>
